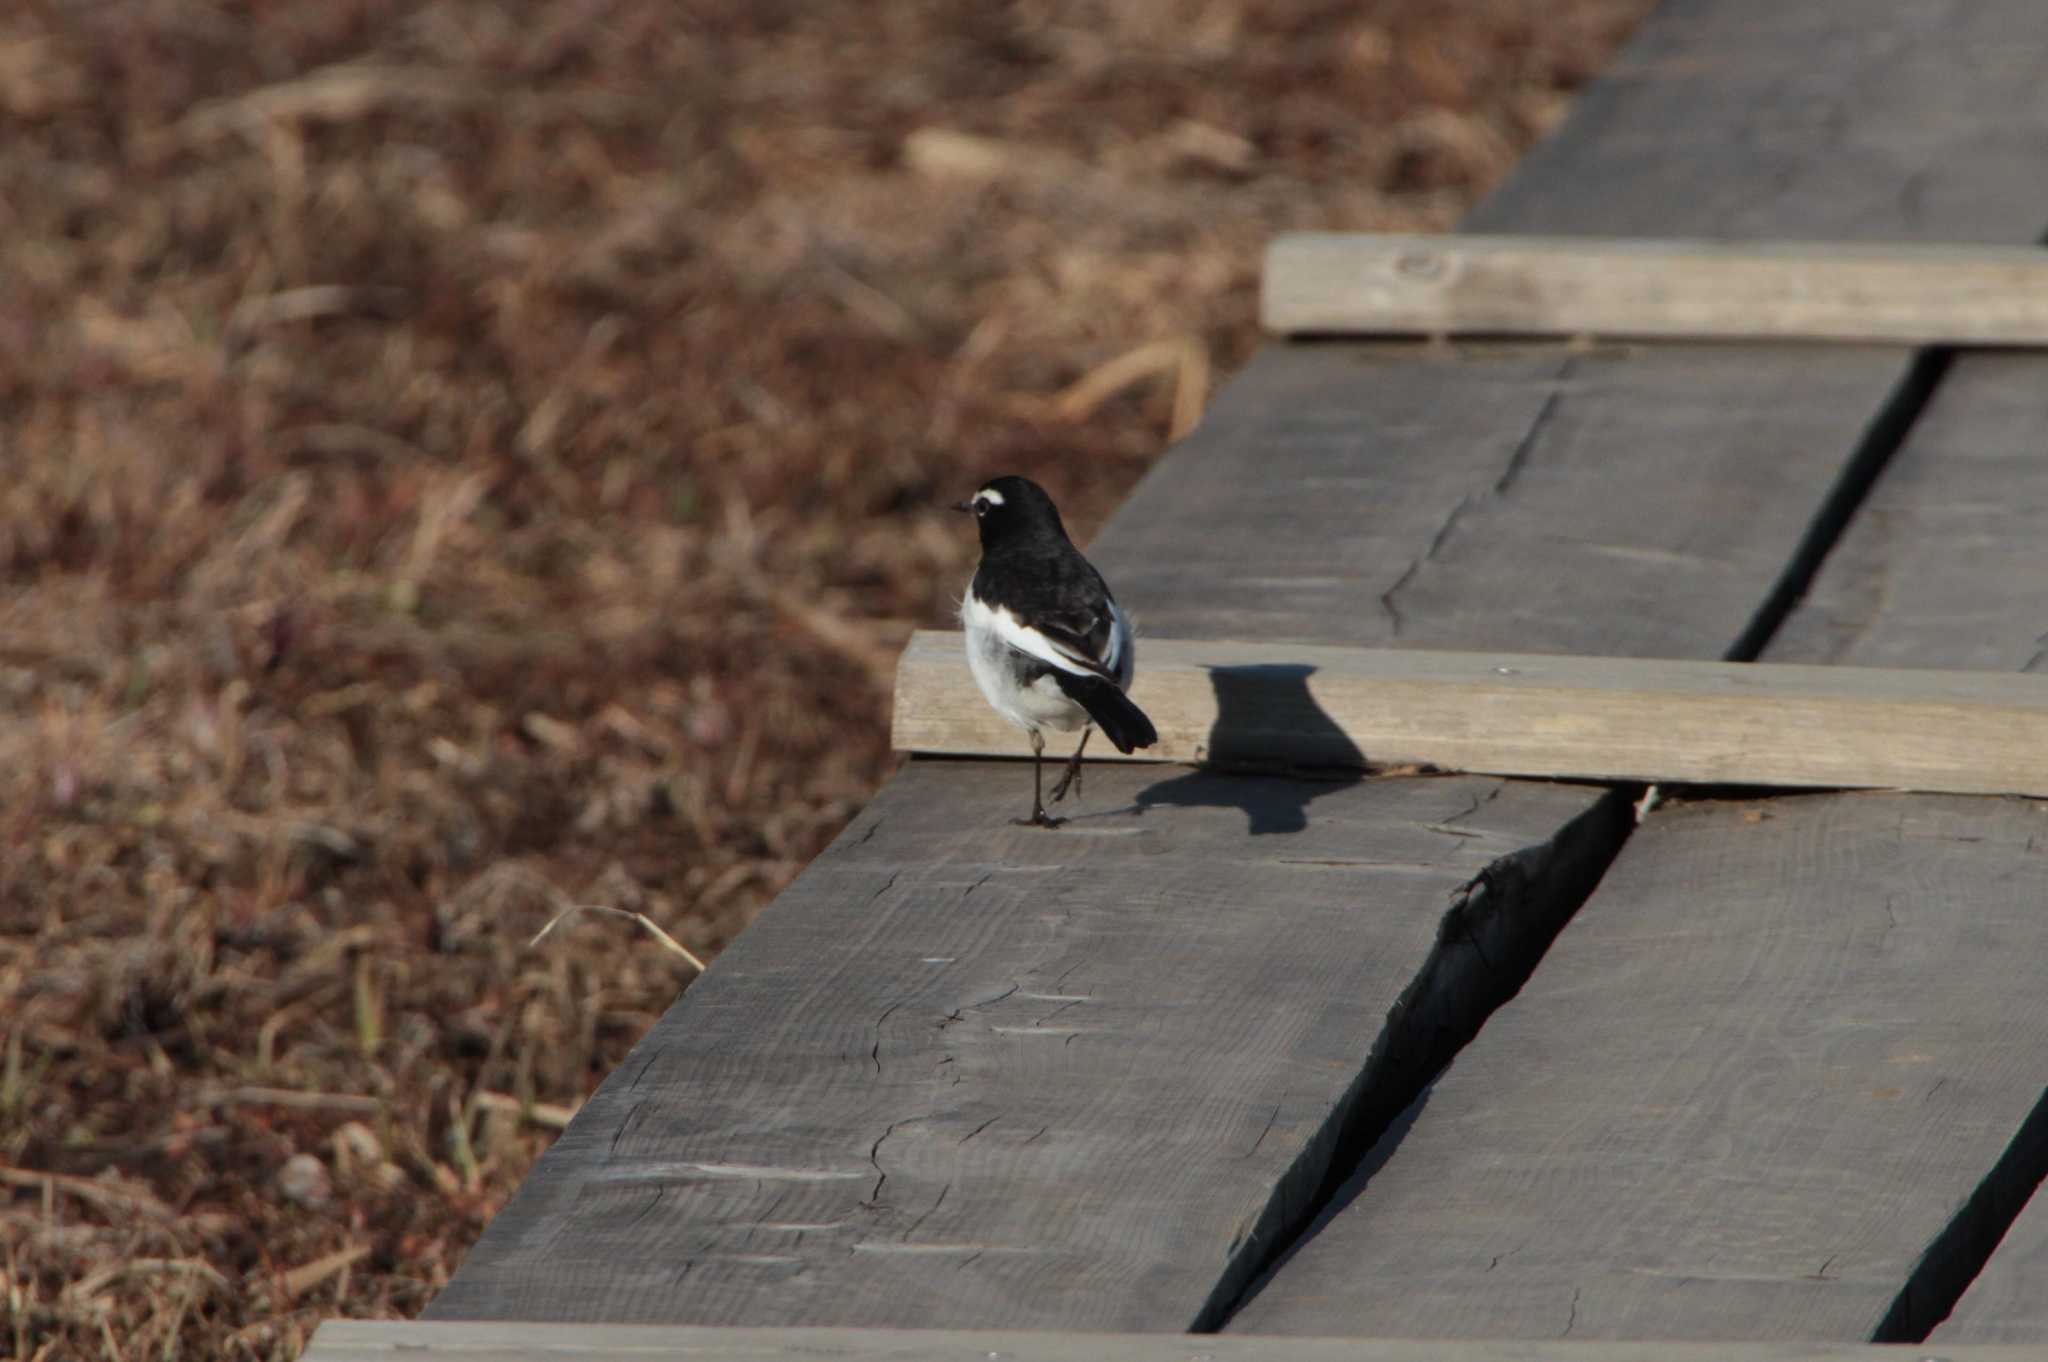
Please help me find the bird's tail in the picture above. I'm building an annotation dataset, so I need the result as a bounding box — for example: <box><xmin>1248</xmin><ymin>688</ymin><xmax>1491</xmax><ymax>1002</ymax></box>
<box><xmin>1051</xmin><ymin>672</ymin><xmax>1158</xmax><ymax>755</ymax></box>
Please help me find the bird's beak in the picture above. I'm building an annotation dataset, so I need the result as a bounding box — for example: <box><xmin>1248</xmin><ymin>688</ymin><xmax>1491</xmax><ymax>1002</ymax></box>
<box><xmin>950</xmin><ymin>499</ymin><xmax>974</xmax><ymax>513</ymax></box>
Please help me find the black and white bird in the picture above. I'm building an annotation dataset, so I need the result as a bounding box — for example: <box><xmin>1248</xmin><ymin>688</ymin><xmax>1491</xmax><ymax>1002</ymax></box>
<box><xmin>955</xmin><ymin>475</ymin><xmax>1157</xmax><ymax>827</ymax></box>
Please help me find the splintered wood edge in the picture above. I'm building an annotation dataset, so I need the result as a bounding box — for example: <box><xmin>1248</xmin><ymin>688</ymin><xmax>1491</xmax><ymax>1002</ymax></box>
<box><xmin>891</xmin><ymin>629</ymin><xmax>2048</xmax><ymax>798</ymax></box>
<box><xmin>1260</xmin><ymin>232</ymin><xmax>2048</xmax><ymax>344</ymax></box>
<box><xmin>306</xmin><ymin>1321</ymin><xmax>2048</xmax><ymax>1361</ymax></box>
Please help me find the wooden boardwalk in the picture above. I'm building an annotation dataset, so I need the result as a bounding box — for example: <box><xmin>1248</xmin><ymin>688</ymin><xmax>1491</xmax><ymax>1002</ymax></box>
<box><xmin>311</xmin><ymin>0</ymin><xmax>2048</xmax><ymax>1355</ymax></box>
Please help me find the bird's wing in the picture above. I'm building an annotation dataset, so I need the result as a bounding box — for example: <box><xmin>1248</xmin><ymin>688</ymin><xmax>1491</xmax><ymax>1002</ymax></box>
<box><xmin>1037</xmin><ymin>609</ymin><xmax>1118</xmax><ymax>678</ymax></box>
<box><xmin>969</xmin><ymin>544</ymin><xmax>1132</xmax><ymax>683</ymax></box>
<box><xmin>972</xmin><ymin>595</ymin><xmax>1119</xmax><ymax>683</ymax></box>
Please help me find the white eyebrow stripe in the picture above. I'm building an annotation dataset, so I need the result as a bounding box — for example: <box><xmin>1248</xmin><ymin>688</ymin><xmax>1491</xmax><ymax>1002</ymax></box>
<box><xmin>975</xmin><ymin>488</ymin><xmax>1005</xmax><ymax>507</ymax></box>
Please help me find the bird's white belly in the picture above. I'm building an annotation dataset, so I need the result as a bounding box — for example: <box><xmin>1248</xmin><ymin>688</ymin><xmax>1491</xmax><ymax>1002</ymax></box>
<box><xmin>962</xmin><ymin>605</ymin><xmax>1088</xmax><ymax>734</ymax></box>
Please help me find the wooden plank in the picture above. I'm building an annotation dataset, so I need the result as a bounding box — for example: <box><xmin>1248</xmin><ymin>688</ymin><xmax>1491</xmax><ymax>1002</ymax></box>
<box><xmin>1102</xmin><ymin>0</ymin><xmax>2048</xmax><ymax>663</ymax></box>
<box><xmin>425</xmin><ymin>760</ymin><xmax>1621</xmax><ymax>1328</ymax></box>
<box><xmin>1762</xmin><ymin>315</ymin><xmax>2048</xmax><ymax>1349</ymax></box>
<box><xmin>894</xmin><ymin>630</ymin><xmax>2048</xmax><ymax>798</ymax></box>
<box><xmin>1262</xmin><ymin>234</ymin><xmax>2048</xmax><ymax>343</ymax></box>
<box><xmin>1230</xmin><ymin>793</ymin><xmax>2048</xmax><ymax>1341</ymax></box>
<box><xmin>1086</xmin><ymin>341</ymin><xmax>1910</xmax><ymax>659</ymax></box>
<box><xmin>1766</xmin><ymin>353</ymin><xmax>2048</xmax><ymax>674</ymax></box>
<box><xmin>1458</xmin><ymin>3</ymin><xmax>2048</xmax><ymax>247</ymax></box>
<box><xmin>304</xmin><ymin>1320</ymin><xmax>2048</xmax><ymax>1362</ymax></box>
<box><xmin>1223</xmin><ymin>0</ymin><xmax>2048</xmax><ymax>1341</ymax></box>
<box><xmin>1229</xmin><ymin>356</ymin><xmax>2048</xmax><ymax>1340</ymax></box>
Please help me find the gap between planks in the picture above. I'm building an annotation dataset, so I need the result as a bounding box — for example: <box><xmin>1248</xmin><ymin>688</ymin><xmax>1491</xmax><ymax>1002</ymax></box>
<box><xmin>1261</xmin><ymin>233</ymin><xmax>2048</xmax><ymax>344</ymax></box>
<box><xmin>892</xmin><ymin>630</ymin><xmax>2048</xmax><ymax>798</ymax></box>
<box><xmin>305</xmin><ymin>1321</ymin><xmax>2048</xmax><ymax>1361</ymax></box>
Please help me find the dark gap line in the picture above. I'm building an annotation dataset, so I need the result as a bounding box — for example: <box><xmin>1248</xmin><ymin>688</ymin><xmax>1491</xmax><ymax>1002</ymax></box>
<box><xmin>1877</xmin><ymin>316</ymin><xmax>2048</xmax><ymax>1321</ymax></box>
<box><xmin>1873</xmin><ymin>1084</ymin><xmax>2048</xmax><ymax>1341</ymax></box>
<box><xmin>1187</xmin><ymin>786</ymin><xmax>1638</xmax><ymax>1332</ymax></box>
<box><xmin>1761</xmin><ymin>266</ymin><xmax>2048</xmax><ymax>1331</ymax></box>
<box><xmin>1629</xmin><ymin>288</ymin><xmax>2035</xmax><ymax>1362</ymax></box>
<box><xmin>1192</xmin><ymin>334</ymin><xmax>1963</xmax><ymax>1334</ymax></box>
<box><xmin>1724</xmin><ymin>346</ymin><xmax>1954</xmax><ymax>663</ymax></box>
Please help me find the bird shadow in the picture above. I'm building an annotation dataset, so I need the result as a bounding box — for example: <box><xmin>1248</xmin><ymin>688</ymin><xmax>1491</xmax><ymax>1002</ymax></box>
<box><xmin>1127</xmin><ymin>664</ymin><xmax>1367</xmax><ymax>836</ymax></box>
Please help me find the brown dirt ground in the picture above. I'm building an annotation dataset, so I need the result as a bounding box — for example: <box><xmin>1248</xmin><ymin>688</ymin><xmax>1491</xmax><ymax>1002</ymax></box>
<box><xmin>0</xmin><ymin>2</ymin><xmax>1652</xmax><ymax>1357</ymax></box>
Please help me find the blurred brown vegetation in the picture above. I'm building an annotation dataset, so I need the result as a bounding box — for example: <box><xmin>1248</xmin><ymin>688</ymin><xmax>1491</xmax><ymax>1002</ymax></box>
<box><xmin>0</xmin><ymin>1</ymin><xmax>1651</xmax><ymax>1356</ymax></box>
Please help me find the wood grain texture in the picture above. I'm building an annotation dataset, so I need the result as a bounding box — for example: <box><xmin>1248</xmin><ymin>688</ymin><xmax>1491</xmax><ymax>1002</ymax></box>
<box><xmin>895</xmin><ymin>630</ymin><xmax>2048</xmax><ymax>798</ymax></box>
<box><xmin>1766</xmin><ymin>353</ymin><xmax>2048</xmax><ymax>673</ymax></box>
<box><xmin>1230</xmin><ymin>1</ymin><xmax>2048</xmax><ymax>1339</ymax></box>
<box><xmin>1086</xmin><ymin>341</ymin><xmax>1907</xmax><ymax>659</ymax></box>
<box><xmin>424</xmin><ymin>761</ymin><xmax>1608</xmax><ymax>1328</ymax></box>
<box><xmin>305</xmin><ymin>1321</ymin><xmax>2048</xmax><ymax>1362</ymax></box>
<box><xmin>1460</xmin><ymin>1</ymin><xmax>2048</xmax><ymax>245</ymax></box>
<box><xmin>1262</xmin><ymin>235</ymin><xmax>2048</xmax><ymax>343</ymax></box>
<box><xmin>1231</xmin><ymin>794</ymin><xmax>2048</xmax><ymax>1341</ymax></box>
<box><xmin>1775</xmin><ymin>334</ymin><xmax>2048</xmax><ymax>1350</ymax></box>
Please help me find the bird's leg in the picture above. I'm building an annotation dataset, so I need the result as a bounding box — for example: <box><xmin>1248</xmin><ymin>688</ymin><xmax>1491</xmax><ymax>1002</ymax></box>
<box><xmin>1014</xmin><ymin>730</ymin><xmax>1064</xmax><ymax>828</ymax></box>
<box><xmin>1048</xmin><ymin>727</ymin><xmax>1091</xmax><ymax>803</ymax></box>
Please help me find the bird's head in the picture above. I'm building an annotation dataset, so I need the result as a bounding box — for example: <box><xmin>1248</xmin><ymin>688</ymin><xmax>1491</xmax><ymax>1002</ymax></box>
<box><xmin>953</xmin><ymin>475</ymin><xmax>1065</xmax><ymax>547</ymax></box>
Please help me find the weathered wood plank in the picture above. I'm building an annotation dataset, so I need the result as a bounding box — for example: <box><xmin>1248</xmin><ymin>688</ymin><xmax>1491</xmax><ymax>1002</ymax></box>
<box><xmin>1460</xmin><ymin>2</ymin><xmax>2048</xmax><ymax>245</ymax></box>
<box><xmin>1223</xmin><ymin>0</ymin><xmax>2048</xmax><ymax>1341</ymax></box>
<box><xmin>1765</xmin><ymin>353</ymin><xmax>2048</xmax><ymax>674</ymax></box>
<box><xmin>1262</xmin><ymin>235</ymin><xmax>2048</xmax><ymax>344</ymax></box>
<box><xmin>1764</xmin><ymin>310</ymin><xmax>2048</xmax><ymax>1350</ymax></box>
<box><xmin>1230</xmin><ymin>793</ymin><xmax>2048</xmax><ymax>1341</ymax></box>
<box><xmin>894</xmin><ymin>631</ymin><xmax>2048</xmax><ymax>798</ymax></box>
<box><xmin>426</xmin><ymin>760</ymin><xmax>1620</xmax><ymax>1328</ymax></box>
<box><xmin>304</xmin><ymin>1320</ymin><xmax>2048</xmax><ymax>1362</ymax></box>
<box><xmin>1227</xmin><ymin>351</ymin><xmax>2048</xmax><ymax>1337</ymax></box>
<box><xmin>1098</xmin><ymin>0</ymin><xmax>2048</xmax><ymax>668</ymax></box>
<box><xmin>1087</xmin><ymin>341</ymin><xmax>1907</xmax><ymax>659</ymax></box>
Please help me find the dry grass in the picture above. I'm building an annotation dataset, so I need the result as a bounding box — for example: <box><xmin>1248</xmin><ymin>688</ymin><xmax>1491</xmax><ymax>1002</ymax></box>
<box><xmin>0</xmin><ymin>1</ymin><xmax>1651</xmax><ymax>1356</ymax></box>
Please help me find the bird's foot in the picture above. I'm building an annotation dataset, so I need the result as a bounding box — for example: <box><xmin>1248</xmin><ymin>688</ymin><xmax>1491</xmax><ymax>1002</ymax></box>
<box><xmin>1048</xmin><ymin>764</ymin><xmax>1083</xmax><ymax>804</ymax></box>
<box><xmin>1013</xmin><ymin>809</ymin><xmax>1067</xmax><ymax>829</ymax></box>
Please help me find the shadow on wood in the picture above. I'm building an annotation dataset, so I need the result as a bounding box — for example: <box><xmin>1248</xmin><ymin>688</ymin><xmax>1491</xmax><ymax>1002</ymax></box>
<box><xmin>1132</xmin><ymin>664</ymin><xmax>1364</xmax><ymax>836</ymax></box>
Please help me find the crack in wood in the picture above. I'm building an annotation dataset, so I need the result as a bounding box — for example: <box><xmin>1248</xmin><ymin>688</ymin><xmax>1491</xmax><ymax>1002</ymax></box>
<box><xmin>1873</xmin><ymin>1086</ymin><xmax>2048</xmax><ymax>1341</ymax></box>
<box><xmin>1190</xmin><ymin>788</ymin><xmax>1635</xmax><ymax>1332</ymax></box>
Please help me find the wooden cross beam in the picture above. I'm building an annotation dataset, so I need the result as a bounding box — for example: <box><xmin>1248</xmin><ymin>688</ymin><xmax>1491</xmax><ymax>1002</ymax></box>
<box><xmin>304</xmin><ymin>1321</ymin><xmax>2048</xmax><ymax>1362</ymax></box>
<box><xmin>892</xmin><ymin>630</ymin><xmax>2048</xmax><ymax>799</ymax></box>
<box><xmin>1261</xmin><ymin>233</ymin><xmax>2048</xmax><ymax>345</ymax></box>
